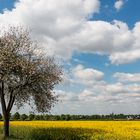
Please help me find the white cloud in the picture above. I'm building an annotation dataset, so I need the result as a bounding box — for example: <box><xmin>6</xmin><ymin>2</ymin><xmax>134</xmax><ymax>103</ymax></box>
<box><xmin>0</xmin><ymin>0</ymin><xmax>100</xmax><ymax>39</ymax></box>
<box><xmin>78</xmin><ymin>20</ymin><xmax>140</xmax><ymax>65</ymax></box>
<box><xmin>68</xmin><ymin>20</ymin><xmax>134</xmax><ymax>54</ymax></box>
<box><xmin>0</xmin><ymin>0</ymin><xmax>101</xmax><ymax>60</ymax></box>
<box><xmin>47</xmin><ymin>20</ymin><xmax>139</xmax><ymax>64</ymax></box>
<box><xmin>50</xmin><ymin>63</ymin><xmax>140</xmax><ymax>114</ymax></box>
<box><xmin>106</xmin><ymin>83</ymin><xmax>125</xmax><ymax>94</ymax></box>
<box><xmin>113</xmin><ymin>72</ymin><xmax>140</xmax><ymax>83</ymax></box>
<box><xmin>73</xmin><ymin>65</ymin><xmax>104</xmax><ymax>81</ymax></box>
<box><xmin>56</xmin><ymin>90</ymin><xmax>79</xmax><ymax>102</ymax></box>
<box><xmin>58</xmin><ymin>65</ymin><xmax>140</xmax><ymax>103</ymax></box>
<box><xmin>109</xmin><ymin>49</ymin><xmax>140</xmax><ymax>65</ymax></box>
<box><xmin>72</xmin><ymin>64</ymin><xmax>104</xmax><ymax>86</ymax></box>
<box><xmin>0</xmin><ymin>0</ymin><xmax>140</xmax><ymax>65</ymax></box>
<box><xmin>1</xmin><ymin>0</ymin><xmax>140</xmax><ymax>114</ymax></box>
<box><xmin>114</xmin><ymin>0</ymin><xmax>124</xmax><ymax>11</ymax></box>
<box><xmin>55</xmin><ymin>79</ymin><xmax>140</xmax><ymax>114</ymax></box>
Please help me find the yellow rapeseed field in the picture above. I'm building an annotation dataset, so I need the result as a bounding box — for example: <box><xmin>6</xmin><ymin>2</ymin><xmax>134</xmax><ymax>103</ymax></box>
<box><xmin>0</xmin><ymin>121</ymin><xmax>140</xmax><ymax>139</ymax></box>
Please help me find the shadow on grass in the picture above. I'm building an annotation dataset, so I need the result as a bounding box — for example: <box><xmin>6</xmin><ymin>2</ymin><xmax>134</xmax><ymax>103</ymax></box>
<box><xmin>1</xmin><ymin>127</ymin><xmax>107</xmax><ymax>140</ymax></box>
<box><xmin>26</xmin><ymin>128</ymin><xmax>97</xmax><ymax>140</ymax></box>
<box><xmin>28</xmin><ymin>128</ymin><xmax>90</xmax><ymax>140</ymax></box>
<box><xmin>0</xmin><ymin>134</ymin><xmax>22</xmax><ymax>140</ymax></box>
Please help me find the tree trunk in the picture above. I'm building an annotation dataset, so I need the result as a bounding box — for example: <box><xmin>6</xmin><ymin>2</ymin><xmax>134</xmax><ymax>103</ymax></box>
<box><xmin>0</xmin><ymin>81</ymin><xmax>9</xmax><ymax>137</ymax></box>
<box><xmin>3</xmin><ymin>112</ymin><xmax>10</xmax><ymax>137</ymax></box>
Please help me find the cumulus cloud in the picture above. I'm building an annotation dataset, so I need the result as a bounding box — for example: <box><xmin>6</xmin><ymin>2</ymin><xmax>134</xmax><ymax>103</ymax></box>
<box><xmin>56</xmin><ymin>90</ymin><xmax>79</xmax><ymax>102</ymax></box>
<box><xmin>0</xmin><ymin>0</ymin><xmax>100</xmax><ymax>39</ymax></box>
<box><xmin>0</xmin><ymin>0</ymin><xmax>140</xmax><ymax>64</ymax></box>
<box><xmin>68</xmin><ymin>20</ymin><xmax>134</xmax><ymax>54</ymax></box>
<box><xmin>59</xmin><ymin>20</ymin><xmax>140</xmax><ymax>64</ymax></box>
<box><xmin>0</xmin><ymin>0</ymin><xmax>101</xmax><ymax>59</ymax></box>
<box><xmin>55</xmin><ymin>79</ymin><xmax>140</xmax><ymax>114</ymax></box>
<box><xmin>53</xmin><ymin>64</ymin><xmax>140</xmax><ymax>114</ymax></box>
<box><xmin>73</xmin><ymin>64</ymin><xmax>104</xmax><ymax>82</ymax></box>
<box><xmin>57</xmin><ymin>65</ymin><xmax>140</xmax><ymax>102</ymax></box>
<box><xmin>47</xmin><ymin>20</ymin><xmax>140</xmax><ymax>64</ymax></box>
<box><xmin>113</xmin><ymin>72</ymin><xmax>140</xmax><ymax>83</ymax></box>
<box><xmin>1</xmin><ymin>0</ymin><xmax>140</xmax><ymax>114</ymax></box>
<box><xmin>114</xmin><ymin>0</ymin><xmax>124</xmax><ymax>11</ymax></box>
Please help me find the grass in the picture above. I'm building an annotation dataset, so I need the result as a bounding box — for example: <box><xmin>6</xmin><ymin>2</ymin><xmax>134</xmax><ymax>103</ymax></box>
<box><xmin>0</xmin><ymin>121</ymin><xmax>140</xmax><ymax>140</ymax></box>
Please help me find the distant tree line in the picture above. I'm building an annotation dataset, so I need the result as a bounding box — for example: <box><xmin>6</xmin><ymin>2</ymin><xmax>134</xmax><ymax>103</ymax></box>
<box><xmin>0</xmin><ymin>112</ymin><xmax>140</xmax><ymax>121</ymax></box>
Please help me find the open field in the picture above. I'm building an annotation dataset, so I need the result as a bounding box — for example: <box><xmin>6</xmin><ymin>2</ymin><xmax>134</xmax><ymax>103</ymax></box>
<box><xmin>0</xmin><ymin>121</ymin><xmax>140</xmax><ymax>140</ymax></box>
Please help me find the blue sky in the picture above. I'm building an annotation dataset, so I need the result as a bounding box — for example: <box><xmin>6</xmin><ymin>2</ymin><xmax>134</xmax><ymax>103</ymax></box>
<box><xmin>93</xmin><ymin>0</ymin><xmax>140</xmax><ymax>28</ymax></box>
<box><xmin>0</xmin><ymin>0</ymin><xmax>140</xmax><ymax>115</ymax></box>
<box><xmin>0</xmin><ymin>0</ymin><xmax>16</xmax><ymax>13</ymax></box>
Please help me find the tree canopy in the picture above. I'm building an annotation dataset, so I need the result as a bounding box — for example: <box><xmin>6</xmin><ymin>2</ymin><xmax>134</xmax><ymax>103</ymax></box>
<box><xmin>0</xmin><ymin>26</ymin><xmax>62</xmax><ymax>137</ymax></box>
<box><xmin>0</xmin><ymin>27</ymin><xmax>62</xmax><ymax>113</ymax></box>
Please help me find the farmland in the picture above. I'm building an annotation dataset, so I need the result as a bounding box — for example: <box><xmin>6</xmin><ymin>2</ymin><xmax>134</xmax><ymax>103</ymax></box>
<box><xmin>0</xmin><ymin>121</ymin><xmax>140</xmax><ymax>140</ymax></box>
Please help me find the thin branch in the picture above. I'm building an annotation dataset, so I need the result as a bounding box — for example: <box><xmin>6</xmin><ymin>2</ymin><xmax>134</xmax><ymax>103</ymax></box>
<box><xmin>6</xmin><ymin>90</ymin><xmax>14</xmax><ymax>112</ymax></box>
<box><xmin>8</xmin><ymin>95</ymin><xmax>15</xmax><ymax>112</ymax></box>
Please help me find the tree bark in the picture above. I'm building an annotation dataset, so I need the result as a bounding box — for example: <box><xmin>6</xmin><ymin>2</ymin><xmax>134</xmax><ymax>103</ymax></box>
<box><xmin>3</xmin><ymin>112</ymin><xmax>10</xmax><ymax>137</ymax></box>
<box><xmin>2</xmin><ymin>93</ymin><xmax>15</xmax><ymax>138</ymax></box>
<box><xmin>0</xmin><ymin>81</ymin><xmax>11</xmax><ymax>137</ymax></box>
